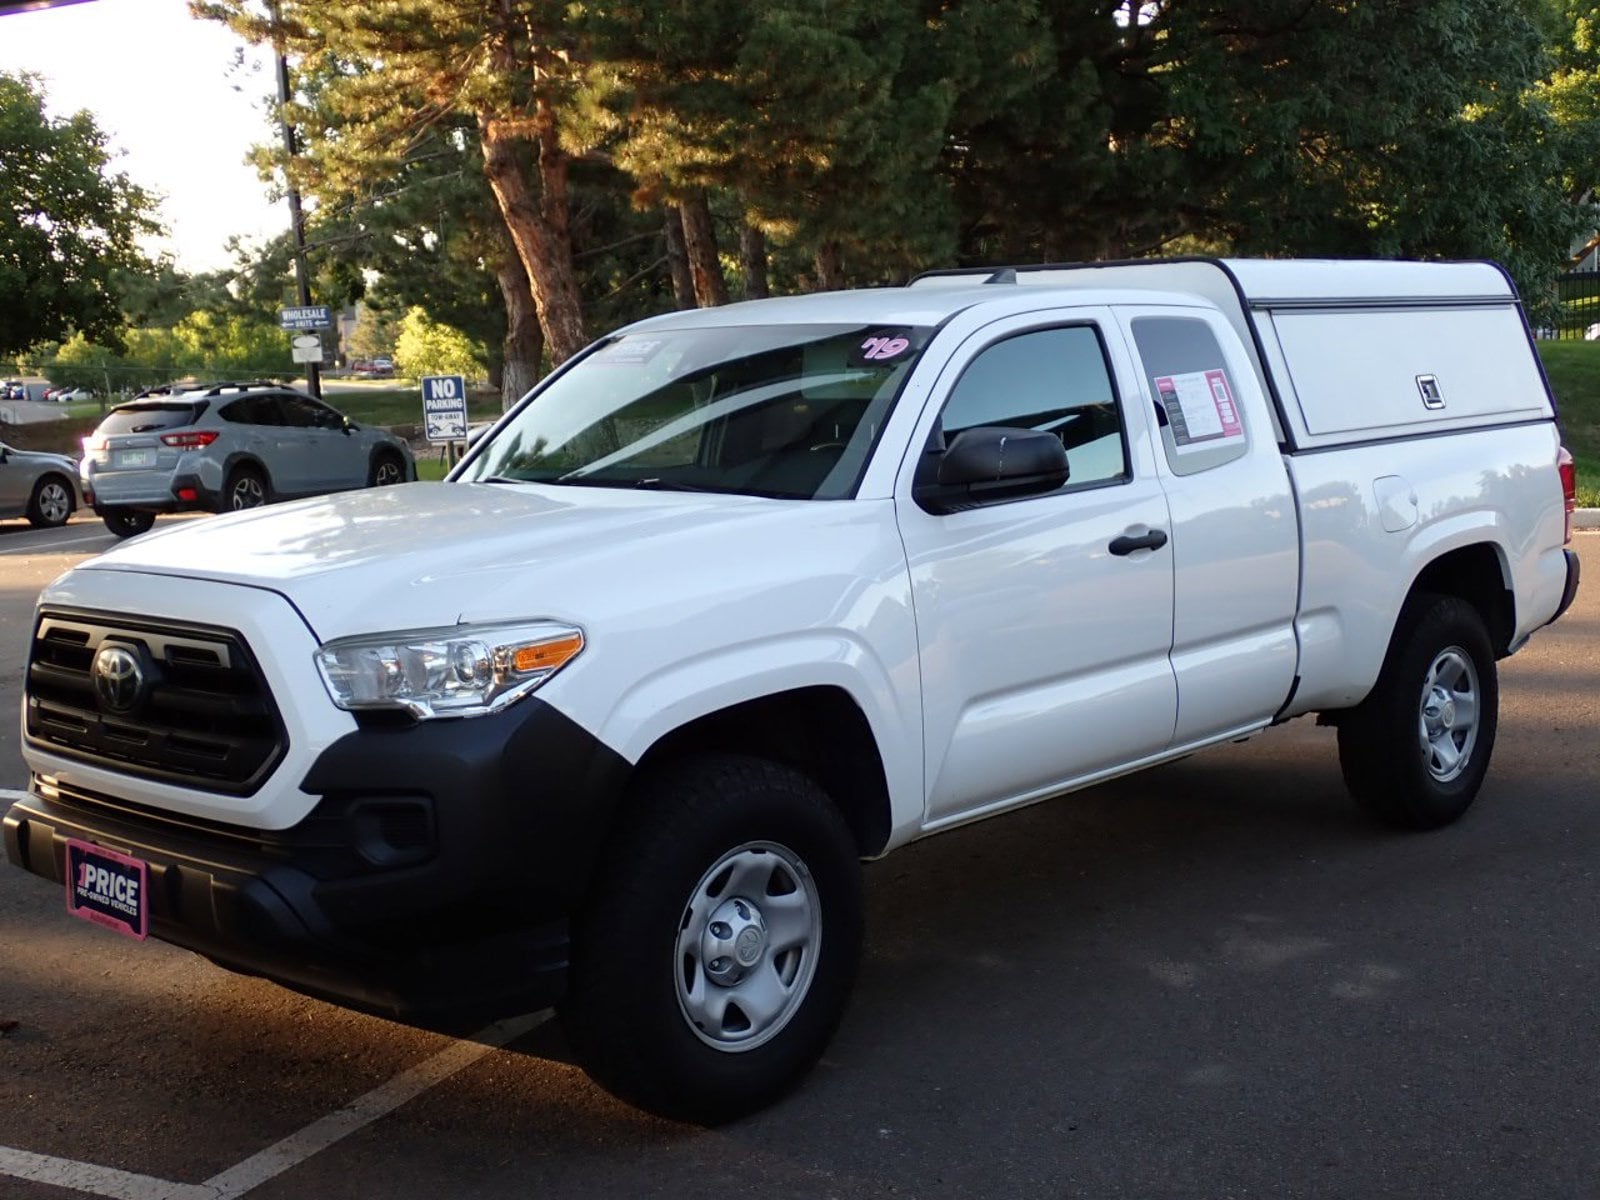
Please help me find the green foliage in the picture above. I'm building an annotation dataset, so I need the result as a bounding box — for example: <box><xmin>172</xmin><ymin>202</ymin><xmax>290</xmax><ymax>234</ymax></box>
<box><xmin>43</xmin><ymin>312</ymin><xmax>291</xmax><ymax>392</ymax></box>
<box><xmin>188</xmin><ymin>2</ymin><xmax>1600</xmax><ymax>344</ymax></box>
<box><xmin>0</xmin><ymin>72</ymin><xmax>160</xmax><ymax>355</ymax></box>
<box><xmin>1537</xmin><ymin>339</ymin><xmax>1600</xmax><ymax>503</ymax></box>
<box><xmin>392</xmin><ymin>306</ymin><xmax>487</xmax><ymax>380</ymax></box>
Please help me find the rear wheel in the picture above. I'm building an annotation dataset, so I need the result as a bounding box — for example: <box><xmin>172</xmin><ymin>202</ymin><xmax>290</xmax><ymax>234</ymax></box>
<box><xmin>101</xmin><ymin>507</ymin><xmax>155</xmax><ymax>538</ymax></box>
<box><xmin>1338</xmin><ymin>593</ymin><xmax>1499</xmax><ymax>830</ymax></box>
<box><xmin>224</xmin><ymin>466</ymin><xmax>269</xmax><ymax>510</ymax></box>
<box><xmin>562</xmin><ymin>755</ymin><xmax>862</xmax><ymax>1124</ymax></box>
<box><xmin>26</xmin><ymin>475</ymin><xmax>73</xmax><ymax>528</ymax></box>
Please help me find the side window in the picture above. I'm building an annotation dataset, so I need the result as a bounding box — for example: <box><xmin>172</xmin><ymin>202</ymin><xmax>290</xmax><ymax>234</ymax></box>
<box><xmin>220</xmin><ymin>396</ymin><xmax>274</xmax><ymax>426</ymax></box>
<box><xmin>1129</xmin><ymin>316</ymin><xmax>1249</xmax><ymax>476</ymax></box>
<box><xmin>938</xmin><ymin>325</ymin><xmax>1128</xmax><ymax>489</ymax></box>
<box><xmin>277</xmin><ymin>396</ymin><xmax>328</xmax><ymax>429</ymax></box>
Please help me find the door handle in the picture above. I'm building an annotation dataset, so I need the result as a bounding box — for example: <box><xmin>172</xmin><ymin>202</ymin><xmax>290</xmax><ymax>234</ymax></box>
<box><xmin>1108</xmin><ymin>528</ymin><xmax>1169</xmax><ymax>556</ymax></box>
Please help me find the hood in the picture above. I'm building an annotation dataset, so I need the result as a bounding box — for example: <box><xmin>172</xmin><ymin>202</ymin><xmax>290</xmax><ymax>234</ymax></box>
<box><xmin>7</xmin><ymin>446</ymin><xmax>76</xmax><ymax>471</ymax></box>
<box><xmin>75</xmin><ymin>480</ymin><xmax>801</xmax><ymax>639</ymax></box>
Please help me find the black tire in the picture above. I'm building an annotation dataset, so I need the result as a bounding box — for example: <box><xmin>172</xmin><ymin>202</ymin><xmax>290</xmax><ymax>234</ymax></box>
<box><xmin>101</xmin><ymin>507</ymin><xmax>156</xmax><ymax>538</ymax></box>
<box><xmin>1338</xmin><ymin>592</ymin><xmax>1499</xmax><ymax>830</ymax></box>
<box><xmin>369</xmin><ymin>451</ymin><xmax>405</xmax><ymax>487</ymax></box>
<box><xmin>26</xmin><ymin>474</ymin><xmax>73</xmax><ymax>528</ymax></box>
<box><xmin>224</xmin><ymin>466</ymin><xmax>269</xmax><ymax>511</ymax></box>
<box><xmin>561</xmin><ymin>754</ymin><xmax>863</xmax><ymax>1124</ymax></box>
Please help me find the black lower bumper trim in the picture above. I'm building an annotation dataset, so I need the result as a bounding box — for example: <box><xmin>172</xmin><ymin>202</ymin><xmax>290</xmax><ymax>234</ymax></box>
<box><xmin>5</xmin><ymin>697</ymin><xmax>631</xmax><ymax>1022</ymax></box>
<box><xmin>1550</xmin><ymin>547</ymin><xmax>1581</xmax><ymax>625</ymax></box>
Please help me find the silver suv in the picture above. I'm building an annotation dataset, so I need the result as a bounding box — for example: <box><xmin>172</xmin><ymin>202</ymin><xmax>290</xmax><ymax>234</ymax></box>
<box><xmin>81</xmin><ymin>381</ymin><xmax>415</xmax><ymax>537</ymax></box>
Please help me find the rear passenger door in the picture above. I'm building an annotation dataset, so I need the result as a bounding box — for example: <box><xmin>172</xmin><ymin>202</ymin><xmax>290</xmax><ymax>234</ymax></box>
<box><xmin>1115</xmin><ymin>307</ymin><xmax>1300</xmax><ymax>743</ymax></box>
<box><xmin>895</xmin><ymin>309</ymin><xmax>1178</xmax><ymax>829</ymax></box>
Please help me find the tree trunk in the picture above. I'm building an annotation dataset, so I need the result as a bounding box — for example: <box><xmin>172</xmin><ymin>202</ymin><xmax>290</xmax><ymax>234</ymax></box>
<box><xmin>479</xmin><ymin>115</ymin><xmax>588</xmax><ymax>365</ymax></box>
<box><xmin>663</xmin><ymin>207</ymin><xmax>696</xmax><ymax>309</ymax></box>
<box><xmin>739</xmin><ymin>223</ymin><xmax>769</xmax><ymax>300</ymax></box>
<box><xmin>813</xmin><ymin>240</ymin><xmax>845</xmax><ymax>291</ymax></box>
<box><xmin>496</xmin><ymin>254</ymin><xmax>543</xmax><ymax>410</ymax></box>
<box><xmin>678</xmin><ymin>191</ymin><xmax>729</xmax><ymax>307</ymax></box>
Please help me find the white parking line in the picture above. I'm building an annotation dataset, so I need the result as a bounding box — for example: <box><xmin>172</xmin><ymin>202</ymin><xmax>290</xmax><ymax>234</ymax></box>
<box><xmin>0</xmin><ymin>533</ymin><xmax>111</xmax><ymax>555</ymax></box>
<box><xmin>0</xmin><ymin>1002</ymin><xmax>550</xmax><ymax>1198</ymax></box>
<box><xmin>200</xmin><ymin>1012</ymin><xmax>550</xmax><ymax>1198</ymax></box>
<box><xmin>0</xmin><ymin>1146</ymin><xmax>215</xmax><ymax>1200</ymax></box>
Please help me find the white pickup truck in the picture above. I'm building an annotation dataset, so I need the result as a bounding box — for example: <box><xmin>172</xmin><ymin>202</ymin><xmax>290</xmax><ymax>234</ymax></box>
<box><xmin>6</xmin><ymin>258</ymin><xmax>1580</xmax><ymax>1123</ymax></box>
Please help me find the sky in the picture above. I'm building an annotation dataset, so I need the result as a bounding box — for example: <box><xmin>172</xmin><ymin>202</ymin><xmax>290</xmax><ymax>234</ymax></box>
<box><xmin>0</xmin><ymin>0</ymin><xmax>286</xmax><ymax>272</ymax></box>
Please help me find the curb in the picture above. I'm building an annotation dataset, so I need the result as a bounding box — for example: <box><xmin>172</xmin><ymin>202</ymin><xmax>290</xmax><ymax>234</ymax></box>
<box><xmin>1577</xmin><ymin>508</ymin><xmax>1600</xmax><ymax>531</ymax></box>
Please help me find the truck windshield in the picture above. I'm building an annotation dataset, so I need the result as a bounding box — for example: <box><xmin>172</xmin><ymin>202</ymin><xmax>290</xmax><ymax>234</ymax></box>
<box><xmin>456</xmin><ymin>323</ymin><xmax>932</xmax><ymax>499</ymax></box>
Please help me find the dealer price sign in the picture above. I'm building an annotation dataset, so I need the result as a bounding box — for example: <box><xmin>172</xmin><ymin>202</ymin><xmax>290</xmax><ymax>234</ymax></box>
<box><xmin>65</xmin><ymin>838</ymin><xmax>149</xmax><ymax>940</ymax></box>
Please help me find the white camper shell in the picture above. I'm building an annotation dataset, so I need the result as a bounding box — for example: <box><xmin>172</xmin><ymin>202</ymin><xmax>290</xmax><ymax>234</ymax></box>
<box><xmin>909</xmin><ymin>258</ymin><xmax>1555</xmax><ymax>451</ymax></box>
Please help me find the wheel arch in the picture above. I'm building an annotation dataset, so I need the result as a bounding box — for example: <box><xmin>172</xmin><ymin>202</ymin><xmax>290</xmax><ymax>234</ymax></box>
<box><xmin>367</xmin><ymin>443</ymin><xmax>410</xmax><ymax>483</ymax></box>
<box><xmin>221</xmin><ymin>452</ymin><xmax>271</xmax><ymax>486</ymax></box>
<box><xmin>629</xmin><ymin>686</ymin><xmax>894</xmax><ymax>858</ymax></box>
<box><xmin>1405</xmin><ymin>541</ymin><xmax>1515</xmax><ymax>658</ymax></box>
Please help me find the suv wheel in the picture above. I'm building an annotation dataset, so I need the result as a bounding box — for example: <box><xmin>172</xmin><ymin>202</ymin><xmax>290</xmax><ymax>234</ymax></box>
<box><xmin>101</xmin><ymin>507</ymin><xmax>156</xmax><ymax>538</ymax></box>
<box><xmin>26</xmin><ymin>475</ymin><xmax>73</xmax><ymax>528</ymax></box>
<box><xmin>225</xmin><ymin>466</ymin><xmax>269</xmax><ymax>510</ymax></box>
<box><xmin>562</xmin><ymin>754</ymin><xmax>862</xmax><ymax>1124</ymax></box>
<box><xmin>369</xmin><ymin>452</ymin><xmax>405</xmax><ymax>487</ymax></box>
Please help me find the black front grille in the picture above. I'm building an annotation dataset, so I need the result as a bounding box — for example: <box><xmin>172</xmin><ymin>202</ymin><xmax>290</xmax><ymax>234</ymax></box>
<box><xmin>25</xmin><ymin>610</ymin><xmax>288</xmax><ymax>795</ymax></box>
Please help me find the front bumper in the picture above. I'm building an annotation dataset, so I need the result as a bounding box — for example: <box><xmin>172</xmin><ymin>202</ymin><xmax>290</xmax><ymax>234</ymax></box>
<box><xmin>6</xmin><ymin>696</ymin><xmax>631</xmax><ymax>1022</ymax></box>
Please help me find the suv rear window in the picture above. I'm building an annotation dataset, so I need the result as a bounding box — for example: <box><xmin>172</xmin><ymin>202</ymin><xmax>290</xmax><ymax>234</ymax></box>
<box><xmin>97</xmin><ymin>403</ymin><xmax>206</xmax><ymax>435</ymax></box>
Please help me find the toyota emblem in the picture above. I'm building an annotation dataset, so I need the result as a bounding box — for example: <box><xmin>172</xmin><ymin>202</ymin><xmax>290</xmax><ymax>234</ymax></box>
<box><xmin>92</xmin><ymin>645</ymin><xmax>146</xmax><ymax>714</ymax></box>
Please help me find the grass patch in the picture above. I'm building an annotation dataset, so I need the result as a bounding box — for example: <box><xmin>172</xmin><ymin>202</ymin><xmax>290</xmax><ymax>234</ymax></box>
<box><xmin>321</xmin><ymin>386</ymin><xmax>503</xmax><ymax>430</ymax></box>
<box><xmin>1536</xmin><ymin>341</ymin><xmax>1600</xmax><ymax>506</ymax></box>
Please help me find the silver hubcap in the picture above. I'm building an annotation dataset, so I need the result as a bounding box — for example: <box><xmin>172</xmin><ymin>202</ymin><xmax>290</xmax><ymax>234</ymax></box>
<box><xmin>38</xmin><ymin>482</ymin><xmax>69</xmax><ymax>523</ymax></box>
<box><xmin>375</xmin><ymin>461</ymin><xmax>401</xmax><ymax>485</ymax></box>
<box><xmin>1418</xmin><ymin>646</ymin><xmax>1480</xmax><ymax>783</ymax></box>
<box><xmin>675</xmin><ymin>841</ymin><xmax>820</xmax><ymax>1053</ymax></box>
<box><xmin>230</xmin><ymin>477</ymin><xmax>265</xmax><ymax>508</ymax></box>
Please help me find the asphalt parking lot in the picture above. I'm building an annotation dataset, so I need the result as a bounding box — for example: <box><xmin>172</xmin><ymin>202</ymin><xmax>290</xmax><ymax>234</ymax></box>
<box><xmin>2</xmin><ymin>523</ymin><xmax>1597</xmax><ymax>1199</ymax></box>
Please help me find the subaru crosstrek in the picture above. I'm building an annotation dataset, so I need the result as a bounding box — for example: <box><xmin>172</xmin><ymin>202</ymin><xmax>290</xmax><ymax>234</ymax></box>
<box><xmin>81</xmin><ymin>381</ymin><xmax>415</xmax><ymax>537</ymax></box>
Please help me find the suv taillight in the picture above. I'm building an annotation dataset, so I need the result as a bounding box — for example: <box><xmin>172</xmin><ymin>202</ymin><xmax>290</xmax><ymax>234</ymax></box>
<box><xmin>160</xmin><ymin>430</ymin><xmax>220</xmax><ymax>449</ymax></box>
<box><xmin>1559</xmin><ymin>446</ymin><xmax>1576</xmax><ymax>545</ymax></box>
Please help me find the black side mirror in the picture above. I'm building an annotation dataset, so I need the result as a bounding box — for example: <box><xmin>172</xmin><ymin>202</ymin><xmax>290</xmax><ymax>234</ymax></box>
<box><xmin>915</xmin><ymin>426</ymin><xmax>1069</xmax><ymax>514</ymax></box>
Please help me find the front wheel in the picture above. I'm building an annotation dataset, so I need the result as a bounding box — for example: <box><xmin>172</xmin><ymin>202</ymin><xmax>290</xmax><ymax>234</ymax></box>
<box><xmin>369</xmin><ymin>452</ymin><xmax>405</xmax><ymax>487</ymax></box>
<box><xmin>101</xmin><ymin>507</ymin><xmax>155</xmax><ymax>538</ymax></box>
<box><xmin>561</xmin><ymin>755</ymin><xmax>862</xmax><ymax>1124</ymax></box>
<box><xmin>1338</xmin><ymin>593</ymin><xmax>1499</xmax><ymax>830</ymax></box>
<box><xmin>26</xmin><ymin>475</ymin><xmax>73</xmax><ymax>528</ymax></box>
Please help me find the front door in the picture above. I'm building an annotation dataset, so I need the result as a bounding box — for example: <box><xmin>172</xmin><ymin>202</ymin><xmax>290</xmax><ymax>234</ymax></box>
<box><xmin>895</xmin><ymin>310</ymin><xmax>1179</xmax><ymax>829</ymax></box>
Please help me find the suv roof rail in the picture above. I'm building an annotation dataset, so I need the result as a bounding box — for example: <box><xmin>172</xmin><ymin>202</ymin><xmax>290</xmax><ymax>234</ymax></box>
<box><xmin>132</xmin><ymin>379</ymin><xmax>286</xmax><ymax>400</ymax></box>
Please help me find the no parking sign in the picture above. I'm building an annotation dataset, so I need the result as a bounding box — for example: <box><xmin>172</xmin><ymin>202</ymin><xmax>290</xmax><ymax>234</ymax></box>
<box><xmin>421</xmin><ymin>375</ymin><xmax>468</xmax><ymax>443</ymax></box>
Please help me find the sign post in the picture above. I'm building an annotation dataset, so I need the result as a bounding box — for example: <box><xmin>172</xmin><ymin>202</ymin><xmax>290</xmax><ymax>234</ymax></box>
<box><xmin>280</xmin><ymin>306</ymin><xmax>333</xmax><ymax>399</ymax></box>
<box><xmin>421</xmin><ymin>375</ymin><xmax>469</xmax><ymax>459</ymax></box>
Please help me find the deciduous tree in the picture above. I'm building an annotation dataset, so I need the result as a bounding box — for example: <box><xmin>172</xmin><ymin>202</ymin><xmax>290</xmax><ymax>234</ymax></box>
<box><xmin>0</xmin><ymin>72</ymin><xmax>158</xmax><ymax>356</ymax></box>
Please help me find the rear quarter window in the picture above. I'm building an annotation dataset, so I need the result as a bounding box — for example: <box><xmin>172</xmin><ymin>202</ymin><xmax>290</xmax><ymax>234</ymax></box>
<box><xmin>97</xmin><ymin>403</ymin><xmax>205</xmax><ymax>435</ymax></box>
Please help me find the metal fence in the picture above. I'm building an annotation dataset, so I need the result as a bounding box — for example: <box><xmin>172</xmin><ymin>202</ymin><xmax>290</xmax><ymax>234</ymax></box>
<box><xmin>1545</xmin><ymin>271</ymin><xmax>1600</xmax><ymax>340</ymax></box>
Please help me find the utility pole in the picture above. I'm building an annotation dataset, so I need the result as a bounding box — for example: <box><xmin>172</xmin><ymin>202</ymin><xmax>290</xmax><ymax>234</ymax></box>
<box><xmin>273</xmin><ymin>15</ymin><xmax>322</xmax><ymax>399</ymax></box>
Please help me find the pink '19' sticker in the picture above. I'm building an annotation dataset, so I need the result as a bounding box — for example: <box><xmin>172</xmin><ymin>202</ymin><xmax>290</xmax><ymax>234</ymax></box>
<box><xmin>859</xmin><ymin>335</ymin><xmax>911</xmax><ymax>361</ymax></box>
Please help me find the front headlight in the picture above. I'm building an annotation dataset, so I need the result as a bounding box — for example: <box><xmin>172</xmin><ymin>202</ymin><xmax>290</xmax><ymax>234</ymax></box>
<box><xmin>315</xmin><ymin>621</ymin><xmax>584</xmax><ymax>720</ymax></box>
